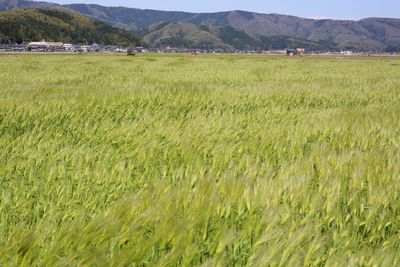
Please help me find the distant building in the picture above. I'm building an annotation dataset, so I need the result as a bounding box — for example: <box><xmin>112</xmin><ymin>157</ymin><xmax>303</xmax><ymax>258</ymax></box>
<box><xmin>28</xmin><ymin>40</ymin><xmax>63</xmax><ymax>50</ymax></box>
<box><xmin>285</xmin><ymin>48</ymin><xmax>305</xmax><ymax>56</ymax></box>
<box><xmin>63</xmin><ymin>44</ymin><xmax>74</xmax><ymax>51</ymax></box>
<box><xmin>135</xmin><ymin>46</ymin><xmax>146</xmax><ymax>53</ymax></box>
<box><xmin>90</xmin><ymin>43</ymin><xmax>101</xmax><ymax>52</ymax></box>
<box><xmin>296</xmin><ymin>48</ymin><xmax>305</xmax><ymax>55</ymax></box>
<box><xmin>285</xmin><ymin>49</ymin><xmax>297</xmax><ymax>56</ymax></box>
<box><xmin>79</xmin><ymin>45</ymin><xmax>91</xmax><ymax>52</ymax></box>
<box><xmin>340</xmin><ymin>51</ymin><xmax>353</xmax><ymax>55</ymax></box>
<box><xmin>264</xmin><ymin>50</ymin><xmax>286</xmax><ymax>55</ymax></box>
<box><xmin>114</xmin><ymin>47</ymin><xmax>128</xmax><ymax>53</ymax></box>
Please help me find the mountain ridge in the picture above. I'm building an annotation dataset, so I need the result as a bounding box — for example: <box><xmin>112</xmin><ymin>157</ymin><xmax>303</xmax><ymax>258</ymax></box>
<box><xmin>1</xmin><ymin>0</ymin><xmax>400</xmax><ymax>51</ymax></box>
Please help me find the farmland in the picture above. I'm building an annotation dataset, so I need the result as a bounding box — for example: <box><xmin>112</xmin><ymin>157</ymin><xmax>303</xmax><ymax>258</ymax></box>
<box><xmin>1</xmin><ymin>54</ymin><xmax>400</xmax><ymax>266</ymax></box>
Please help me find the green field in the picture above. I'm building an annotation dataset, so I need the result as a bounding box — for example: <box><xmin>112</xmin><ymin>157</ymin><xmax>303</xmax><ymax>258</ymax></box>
<box><xmin>1</xmin><ymin>54</ymin><xmax>400</xmax><ymax>266</ymax></box>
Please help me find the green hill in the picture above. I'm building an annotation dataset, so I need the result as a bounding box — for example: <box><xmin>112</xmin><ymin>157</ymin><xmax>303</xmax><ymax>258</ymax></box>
<box><xmin>142</xmin><ymin>23</ymin><xmax>336</xmax><ymax>51</ymax></box>
<box><xmin>143</xmin><ymin>23</ymin><xmax>229</xmax><ymax>49</ymax></box>
<box><xmin>0</xmin><ymin>8</ymin><xmax>142</xmax><ymax>45</ymax></box>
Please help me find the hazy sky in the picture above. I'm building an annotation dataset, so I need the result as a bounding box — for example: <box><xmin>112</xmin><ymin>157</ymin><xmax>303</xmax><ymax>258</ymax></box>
<box><xmin>46</xmin><ymin>0</ymin><xmax>399</xmax><ymax>20</ymax></box>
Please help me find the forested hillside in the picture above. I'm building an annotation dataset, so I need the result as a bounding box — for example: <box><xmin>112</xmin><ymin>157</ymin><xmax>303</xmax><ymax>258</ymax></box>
<box><xmin>142</xmin><ymin>23</ymin><xmax>336</xmax><ymax>50</ymax></box>
<box><xmin>0</xmin><ymin>8</ymin><xmax>142</xmax><ymax>45</ymax></box>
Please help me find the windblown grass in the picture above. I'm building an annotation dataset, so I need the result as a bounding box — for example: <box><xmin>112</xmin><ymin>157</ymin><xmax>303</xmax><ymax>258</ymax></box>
<box><xmin>1</xmin><ymin>54</ymin><xmax>400</xmax><ymax>266</ymax></box>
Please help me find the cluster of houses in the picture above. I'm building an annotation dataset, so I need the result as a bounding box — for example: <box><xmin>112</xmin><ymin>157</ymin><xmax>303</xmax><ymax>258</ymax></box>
<box><xmin>151</xmin><ymin>47</ymin><xmax>307</xmax><ymax>55</ymax></box>
<box><xmin>1</xmin><ymin>41</ymin><xmax>398</xmax><ymax>55</ymax></box>
<box><xmin>0</xmin><ymin>40</ymin><xmax>305</xmax><ymax>55</ymax></box>
<box><xmin>27</xmin><ymin>40</ymin><xmax>148</xmax><ymax>53</ymax></box>
<box><xmin>0</xmin><ymin>40</ymin><xmax>147</xmax><ymax>53</ymax></box>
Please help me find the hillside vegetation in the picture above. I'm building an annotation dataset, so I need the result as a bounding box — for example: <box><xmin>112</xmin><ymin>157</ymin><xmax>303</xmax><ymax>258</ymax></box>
<box><xmin>1</xmin><ymin>54</ymin><xmax>400</xmax><ymax>265</ymax></box>
<box><xmin>53</xmin><ymin>3</ymin><xmax>400</xmax><ymax>50</ymax></box>
<box><xmin>0</xmin><ymin>8</ymin><xmax>142</xmax><ymax>45</ymax></box>
<box><xmin>2</xmin><ymin>0</ymin><xmax>400</xmax><ymax>50</ymax></box>
<box><xmin>142</xmin><ymin>23</ymin><xmax>333</xmax><ymax>50</ymax></box>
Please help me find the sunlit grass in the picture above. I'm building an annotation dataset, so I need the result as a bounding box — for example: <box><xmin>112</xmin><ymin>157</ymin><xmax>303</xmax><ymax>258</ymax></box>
<box><xmin>1</xmin><ymin>54</ymin><xmax>400</xmax><ymax>266</ymax></box>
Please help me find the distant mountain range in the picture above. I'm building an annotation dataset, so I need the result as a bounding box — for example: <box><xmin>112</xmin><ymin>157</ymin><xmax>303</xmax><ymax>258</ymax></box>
<box><xmin>1</xmin><ymin>0</ymin><xmax>400</xmax><ymax>51</ymax></box>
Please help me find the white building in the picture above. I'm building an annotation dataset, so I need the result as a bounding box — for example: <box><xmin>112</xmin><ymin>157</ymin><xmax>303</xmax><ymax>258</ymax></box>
<box><xmin>63</xmin><ymin>44</ymin><xmax>74</xmax><ymax>51</ymax></box>
<box><xmin>28</xmin><ymin>40</ymin><xmax>63</xmax><ymax>49</ymax></box>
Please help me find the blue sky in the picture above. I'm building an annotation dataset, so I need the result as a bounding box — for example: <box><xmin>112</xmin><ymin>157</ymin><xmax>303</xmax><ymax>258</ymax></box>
<box><xmin>47</xmin><ymin>0</ymin><xmax>399</xmax><ymax>20</ymax></box>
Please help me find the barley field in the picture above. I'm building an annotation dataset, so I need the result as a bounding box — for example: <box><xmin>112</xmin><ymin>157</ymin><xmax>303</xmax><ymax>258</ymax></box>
<box><xmin>0</xmin><ymin>54</ymin><xmax>400</xmax><ymax>266</ymax></box>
